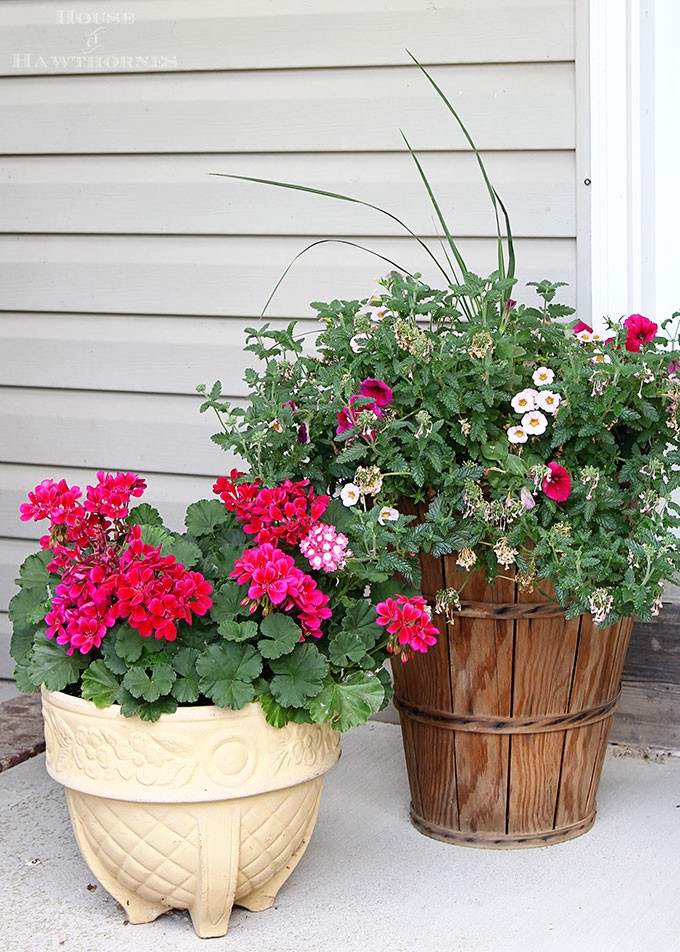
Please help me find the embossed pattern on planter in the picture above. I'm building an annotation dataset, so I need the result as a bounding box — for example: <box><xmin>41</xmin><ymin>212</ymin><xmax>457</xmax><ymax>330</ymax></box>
<box><xmin>43</xmin><ymin>690</ymin><xmax>340</xmax><ymax>803</ymax></box>
<box><xmin>42</xmin><ymin>691</ymin><xmax>341</xmax><ymax>938</ymax></box>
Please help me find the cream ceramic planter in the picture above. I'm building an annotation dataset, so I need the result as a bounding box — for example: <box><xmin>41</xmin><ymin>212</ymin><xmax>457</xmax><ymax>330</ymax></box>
<box><xmin>41</xmin><ymin>688</ymin><xmax>341</xmax><ymax>938</ymax></box>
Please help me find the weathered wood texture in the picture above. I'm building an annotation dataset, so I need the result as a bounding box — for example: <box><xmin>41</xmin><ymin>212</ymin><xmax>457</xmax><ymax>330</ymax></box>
<box><xmin>392</xmin><ymin>556</ymin><xmax>634</xmax><ymax>848</ymax></box>
<box><xmin>612</xmin><ymin>606</ymin><xmax>680</xmax><ymax>750</ymax></box>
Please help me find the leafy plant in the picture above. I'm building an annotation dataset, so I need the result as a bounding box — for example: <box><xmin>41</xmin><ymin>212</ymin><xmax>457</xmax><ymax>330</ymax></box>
<box><xmin>11</xmin><ymin>471</ymin><xmax>436</xmax><ymax>729</ymax></box>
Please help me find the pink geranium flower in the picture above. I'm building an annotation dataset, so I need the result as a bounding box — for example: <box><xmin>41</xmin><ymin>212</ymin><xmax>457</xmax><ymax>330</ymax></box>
<box><xmin>541</xmin><ymin>462</ymin><xmax>572</xmax><ymax>502</ymax></box>
<box><xmin>624</xmin><ymin>313</ymin><xmax>658</xmax><ymax>352</ymax></box>
<box><xmin>359</xmin><ymin>378</ymin><xmax>393</xmax><ymax>408</ymax></box>
<box><xmin>376</xmin><ymin>594</ymin><xmax>438</xmax><ymax>662</ymax></box>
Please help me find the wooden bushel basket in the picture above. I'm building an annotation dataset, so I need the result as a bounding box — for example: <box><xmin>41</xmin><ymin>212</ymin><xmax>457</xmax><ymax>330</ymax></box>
<box><xmin>391</xmin><ymin>552</ymin><xmax>633</xmax><ymax>848</ymax></box>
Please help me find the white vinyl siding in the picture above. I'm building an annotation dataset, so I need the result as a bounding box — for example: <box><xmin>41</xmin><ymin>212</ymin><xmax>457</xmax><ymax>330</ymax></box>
<box><xmin>0</xmin><ymin>0</ymin><xmax>579</xmax><ymax>675</ymax></box>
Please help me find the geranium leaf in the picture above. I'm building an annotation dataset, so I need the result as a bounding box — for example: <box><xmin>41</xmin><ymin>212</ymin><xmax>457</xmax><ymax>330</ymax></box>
<box><xmin>116</xmin><ymin>688</ymin><xmax>178</xmax><ymax>722</ymax></box>
<box><xmin>196</xmin><ymin>643</ymin><xmax>262</xmax><ymax>709</ymax></box>
<box><xmin>112</xmin><ymin>624</ymin><xmax>145</xmax><ymax>663</ymax></box>
<box><xmin>308</xmin><ymin>671</ymin><xmax>385</xmax><ymax>731</ymax></box>
<box><xmin>185</xmin><ymin>499</ymin><xmax>231</xmax><ymax>537</ymax></box>
<box><xmin>218</xmin><ymin>619</ymin><xmax>258</xmax><ymax>643</ymax></box>
<box><xmin>328</xmin><ymin>629</ymin><xmax>370</xmax><ymax>667</ymax></box>
<box><xmin>126</xmin><ymin>503</ymin><xmax>163</xmax><ymax>528</ymax></box>
<box><xmin>340</xmin><ymin>601</ymin><xmax>378</xmax><ymax>641</ymax></box>
<box><xmin>16</xmin><ymin>551</ymin><xmax>52</xmax><ymax>589</ymax></box>
<box><xmin>210</xmin><ymin>581</ymin><xmax>248</xmax><ymax>623</ymax></box>
<box><xmin>269</xmin><ymin>643</ymin><xmax>329</xmax><ymax>707</ymax></box>
<box><xmin>258</xmin><ymin>614</ymin><xmax>302</xmax><ymax>660</ymax></box>
<box><xmin>122</xmin><ymin>664</ymin><xmax>176</xmax><ymax>702</ymax></box>
<box><xmin>27</xmin><ymin>636</ymin><xmax>87</xmax><ymax>692</ymax></box>
<box><xmin>171</xmin><ymin>647</ymin><xmax>201</xmax><ymax>703</ymax></box>
<box><xmin>81</xmin><ymin>659</ymin><xmax>120</xmax><ymax>708</ymax></box>
<box><xmin>139</xmin><ymin>525</ymin><xmax>173</xmax><ymax>548</ymax></box>
<box><xmin>100</xmin><ymin>636</ymin><xmax>128</xmax><ymax>675</ymax></box>
<box><xmin>160</xmin><ymin>537</ymin><xmax>203</xmax><ymax>570</ymax></box>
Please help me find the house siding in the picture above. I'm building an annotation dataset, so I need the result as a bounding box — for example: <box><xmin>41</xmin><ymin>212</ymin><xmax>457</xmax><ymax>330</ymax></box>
<box><xmin>0</xmin><ymin>0</ymin><xmax>578</xmax><ymax>675</ymax></box>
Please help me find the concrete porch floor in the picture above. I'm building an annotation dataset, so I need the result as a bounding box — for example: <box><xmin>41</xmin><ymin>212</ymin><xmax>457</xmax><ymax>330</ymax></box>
<box><xmin>1</xmin><ymin>719</ymin><xmax>679</xmax><ymax>952</ymax></box>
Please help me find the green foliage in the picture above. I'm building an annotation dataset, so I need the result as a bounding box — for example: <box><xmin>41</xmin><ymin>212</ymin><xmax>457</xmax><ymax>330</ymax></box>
<box><xmin>196</xmin><ymin>643</ymin><xmax>262</xmax><ymax>709</ymax></box>
<box><xmin>308</xmin><ymin>672</ymin><xmax>385</xmax><ymax>732</ymax></box>
<box><xmin>126</xmin><ymin>503</ymin><xmax>163</xmax><ymax>528</ymax></box>
<box><xmin>123</xmin><ymin>664</ymin><xmax>176</xmax><ymax>703</ymax></box>
<box><xmin>185</xmin><ymin>499</ymin><xmax>231</xmax><ymax>537</ymax></box>
<box><xmin>28</xmin><ymin>635</ymin><xmax>88</xmax><ymax>692</ymax></box>
<box><xmin>81</xmin><ymin>660</ymin><xmax>121</xmax><ymax>708</ymax></box>
<box><xmin>269</xmin><ymin>644</ymin><xmax>329</xmax><ymax>708</ymax></box>
<box><xmin>257</xmin><ymin>614</ymin><xmax>303</xmax><ymax>660</ymax></box>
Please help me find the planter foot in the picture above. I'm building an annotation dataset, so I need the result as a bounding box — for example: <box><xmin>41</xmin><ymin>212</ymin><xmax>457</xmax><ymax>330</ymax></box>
<box><xmin>238</xmin><ymin>784</ymin><xmax>323</xmax><ymax>912</ymax></box>
<box><xmin>188</xmin><ymin>802</ymin><xmax>241</xmax><ymax>938</ymax></box>
<box><xmin>120</xmin><ymin>894</ymin><xmax>172</xmax><ymax>925</ymax></box>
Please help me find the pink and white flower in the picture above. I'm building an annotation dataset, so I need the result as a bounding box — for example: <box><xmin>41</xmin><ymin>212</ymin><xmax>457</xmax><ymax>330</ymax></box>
<box><xmin>340</xmin><ymin>483</ymin><xmax>361</xmax><ymax>507</ymax></box>
<box><xmin>532</xmin><ymin>367</ymin><xmax>555</xmax><ymax>387</ymax></box>
<box><xmin>511</xmin><ymin>388</ymin><xmax>538</xmax><ymax>414</ymax></box>
<box><xmin>521</xmin><ymin>410</ymin><xmax>549</xmax><ymax>435</ymax></box>
<box><xmin>366</xmin><ymin>305</ymin><xmax>391</xmax><ymax>323</ymax></box>
<box><xmin>350</xmin><ymin>333</ymin><xmax>368</xmax><ymax>353</ymax></box>
<box><xmin>378</xmin><ymin>506</ymin><xmax>399</xmax><ymax>525</ymax></box>
<box><xmin>507</xmin><ymin>425</ymin><xmax>528</xmax><ymax>444</ymax></box>
<box><xmin>592</xmin><ymin>352</ymin><xmax>612</xmax><ymax>365</ymax></box>
<box><xmin>535</xmin><ymin>390</ymin><xmax>561</xmax><ymax>414</ymax></box>
<box><xmin>300</xmin><ymin>523</ymin><xmax>352</xmax><ymax>572</ymax></box>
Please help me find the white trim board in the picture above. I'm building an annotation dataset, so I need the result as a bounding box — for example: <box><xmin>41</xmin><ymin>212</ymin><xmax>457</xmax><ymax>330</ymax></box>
<box><xmin>588</xmin><ymin>0</ymin><xmax>678</xmax><ymax>331</ymax></box>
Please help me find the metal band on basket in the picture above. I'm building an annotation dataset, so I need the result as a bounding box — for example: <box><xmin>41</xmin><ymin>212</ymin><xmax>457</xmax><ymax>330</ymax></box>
<box><xmin>393</xmin><ymin>691</ymin><xmax>621</xmax><ymax>735</ymax></box>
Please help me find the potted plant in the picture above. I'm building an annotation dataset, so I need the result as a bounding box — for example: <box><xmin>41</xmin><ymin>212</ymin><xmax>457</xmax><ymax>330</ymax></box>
<box><xmin>10</xmin><ymin>470</ymin><xmax>430</xmax><ymax>935</ymax></box>
<box><xmin>202</xmin><ymin>61</ymin><xmax>680</xmax><ymax>847</ymax></box>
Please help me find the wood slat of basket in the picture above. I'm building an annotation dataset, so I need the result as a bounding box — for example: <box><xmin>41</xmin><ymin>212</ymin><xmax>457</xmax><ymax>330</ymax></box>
<box><xmin>554</xmin><ymin>616</ymin><xmax>634</xmax><ymax>828</ymax></box>
<box><xmin>447</xmin><ymin>567</ymin><xmax>515</xmax><ymax>834</ymax></box>
<box><xmin>507</xmin><ymin>611</ymin><xmax>581</xmax><ymax>834</ymax></box>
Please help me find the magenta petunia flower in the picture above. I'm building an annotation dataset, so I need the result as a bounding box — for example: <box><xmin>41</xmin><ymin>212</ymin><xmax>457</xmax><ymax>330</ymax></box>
<box><xmin>624</xmin><ymin>313</ymin><xmax>658</xmax><ymax>352</ymax></box>
<box><xmin>572</xmin><ymin>320</ymin><xmax>593</xmax><ymax>335</ymax></box>
<box><xmin>541</xmin><ymin>462</ymin><xmax>572</xmax><ymax>503</ymax></box>
<box><xmin>359</xmin><ymin>378</ymin><xmax>393</xmax><ymax>407</ymax></box>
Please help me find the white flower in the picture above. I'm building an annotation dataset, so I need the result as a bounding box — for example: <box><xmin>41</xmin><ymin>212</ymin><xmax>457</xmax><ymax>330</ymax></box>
<box><xmin>576</xmin><ymin>330</ymin><xmax>593</xmax><ymax>343</ymax></box>
<box><xmin>507</xmin><ymin>425</ymin><xmax>528</xmax><ymax>444</ymax></box>
<box><xmin>366</xmin><ymin>305</ymin><xmax>390</xmax><ymax>323</ymax></box>
<box><xmin>532</xmin><ymin>366</ymin><xmax>555</xmax><ymax>386</ymax></box>
<box><xmin>268</xmin><ymin>419</ymin><xmax>283</xmax><ymax>433</ymax></box>
<box><xmin>535</xmin><ymin>390</ymin><xmax>561</xmax><ymax>414</ymax></box>
<box><xmin>521</xmin><ymin>410</ymin><xmax>549</xmax><ymax>435</ymax></box>
<box><xmin>340</xmin><ymin>483</ymin><xmax>361</xmax><ymax>507</ymax></box>
<box><xmin>350</xmin><ymin>333</ymin><xmax>368</xmax><ymax>353</ymax></box>
<box><xmin>378</xmin><ymin>506</ymin><xmax>399</xmax><ymax>525</ymax></box>
<box><xmin>592</xmin><ymin>352</ymin><xmax>612</xmax><ymax>365</ymax></box>
<box><xmin>511</xmin><ymin>388</ymin><xmax>538</xmax><ymax>413</ymax></box>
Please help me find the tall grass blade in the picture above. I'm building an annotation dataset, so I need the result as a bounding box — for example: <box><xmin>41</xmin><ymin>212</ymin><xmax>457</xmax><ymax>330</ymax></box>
<box><xmin>256</xmin><ymin>238</ymin><xmax>420</xmax><ymax>318</ymax></box>
<box><xmin>400</xmin><ymin>131</ymin><xmax>467</xmax><ymax>278</ymax></box>
<box><xmin>405</xmin><ymin>50</ymin><xmax>515</xmax><ymax>283</ymax></box>
<box><xmin>211</xmin><ymin>173</ymin><xmax>453</xmax><ymax>285</ymax></box>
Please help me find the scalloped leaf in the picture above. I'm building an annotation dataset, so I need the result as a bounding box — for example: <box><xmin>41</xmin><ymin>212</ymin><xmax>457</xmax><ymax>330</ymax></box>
<box><xmin>308</xmin><ymin>671</ymin><xmax>385</xmax><ymax>731</ymax></box>
<box><xmin>81</xmin><ymin>659</ymin><xmax>121</xmax><ymax>708</ymax></box>
<box><xmin>196</xmin><ymin>643</ymin><xmax>262</xmax><ymax>710</ymax></box>
<box><xmin>269</xmin><ymin>643</ymin><xmax>329</xmax><ymax>708</ymax></box>
<box><xmin>185</xmin><ymin>499</ymin><xmax>231</xmax><ymax>537</ymax></box>
<box><xmin>258</xmin><ymin>614</ymin><xmax>302</xmax><ymax>660</ymax></box>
